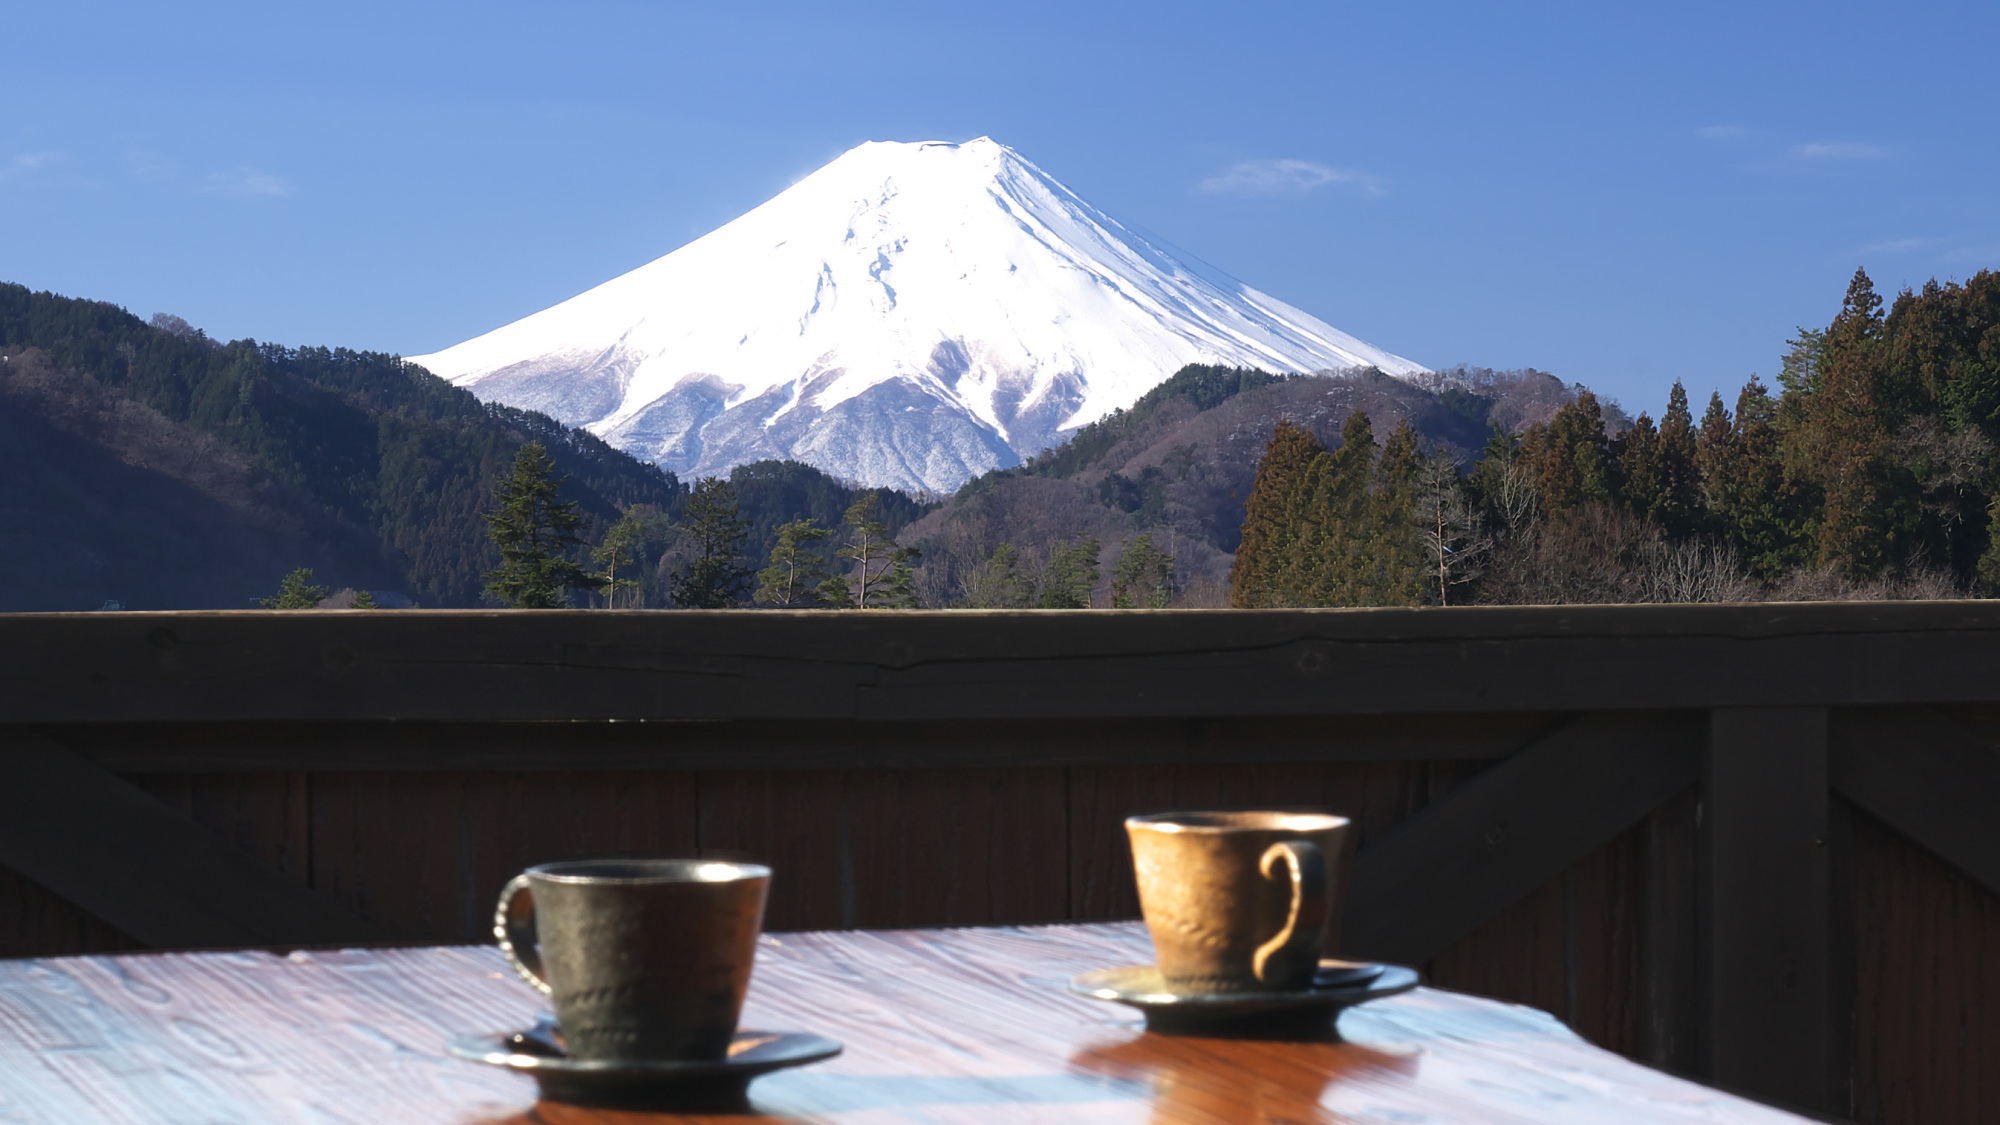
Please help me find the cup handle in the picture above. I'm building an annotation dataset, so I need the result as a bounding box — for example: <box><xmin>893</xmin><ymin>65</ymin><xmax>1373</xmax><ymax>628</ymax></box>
<box><xmin>493</xmin><ymin>874</ymin><xmax>551</xmax><ymax>995</ymax></box>
<box><xmin>1253</xmin><ymin>840</ymin><xmax>1329</xmax><ymax>984</ymax></box>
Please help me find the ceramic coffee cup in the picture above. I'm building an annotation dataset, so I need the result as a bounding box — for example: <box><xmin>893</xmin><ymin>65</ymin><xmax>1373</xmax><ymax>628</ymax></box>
<box><xmin>493</xmin><ymin>858</ymin><xmax>770</xmax><ymax>1062</ymax></box>
<box><xmin>1126</xmin><ymin>810</ymin><xmax>1354</xmax><ymax>994</ymax></box>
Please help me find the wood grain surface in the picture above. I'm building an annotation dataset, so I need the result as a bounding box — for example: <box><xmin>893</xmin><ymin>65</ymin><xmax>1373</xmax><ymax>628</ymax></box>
<box><xmin>1850</xmin><ymin>812</ymin><xmax>2000</xmax><ymax>1125</ymax></box>
<box><xmin>10</xmin><ymin>602</ymin><xmax>2000</xmax><ymax>725</ymax></box>
<box><xmin>0</xmin><ymin>922</ymin><xmax>1819</xmax><ymax>1124</ymax></box>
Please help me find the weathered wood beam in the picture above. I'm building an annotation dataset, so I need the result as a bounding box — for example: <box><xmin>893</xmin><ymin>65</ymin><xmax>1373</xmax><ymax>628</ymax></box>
<box><xmin>4</xmin><ymin>603</ymin><xmax>2000</xmax><ymax>725</ymax></box>
<box><xmin>1830</xmin><ymin>707</ymin><xmax>2000</xmax><ymax>897</ymax></box>
<box><xmin>53</xmin><ymin>714</ymin><xmax>1559</xmax><ymax>773</ymax></box>
<box><xmin>1701</xmin><ymin>707</ymin><xmax>1830</xmax><ymax>1114</ymax></box>
<box><xmin>1343</xmin><ymin>710</ymin><xmax>1703</xmax><ymax>965</ymax></box>
<box><xmin>0</xmin><ymin>734</ymin><xmax>387</xmax><ymax>950</ymax></box>
<box><xmin>1640</xmin><ymin>788</ymin><xmax>1699</xmax><ymax>1075</ymax></box>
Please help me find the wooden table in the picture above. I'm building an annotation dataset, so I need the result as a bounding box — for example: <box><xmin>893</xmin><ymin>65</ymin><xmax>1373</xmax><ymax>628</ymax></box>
<box><xmin>0</xmin><ymin>922</ymin><xmax>1818</xmax><ymax>1124</ymax></box>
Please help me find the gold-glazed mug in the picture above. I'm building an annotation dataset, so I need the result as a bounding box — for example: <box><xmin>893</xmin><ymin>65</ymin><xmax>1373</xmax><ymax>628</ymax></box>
<box><xmin>1126</xmin><ymin>810</ymin><xmax>1354</xmax><ymax>994</ymax></box>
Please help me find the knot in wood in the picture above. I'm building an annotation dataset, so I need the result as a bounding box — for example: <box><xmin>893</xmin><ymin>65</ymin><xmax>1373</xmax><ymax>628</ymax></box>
<box><xmin>1296</xmin><ymin>650</ymin><xmax>1327</xmax><ymax>674</ymax></box>
<box><xmin>1480</xmin><ymin>822</ymin><xmax>1510</xmax><ymax>851</ymax></box>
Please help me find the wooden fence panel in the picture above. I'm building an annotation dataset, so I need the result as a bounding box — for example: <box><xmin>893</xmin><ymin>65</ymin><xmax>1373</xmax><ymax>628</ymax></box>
<box><xmin>1851</xmin><ymin>810</ymin><xmax>2000</xmax><ymax>1125</ymax></box>
<box><xmin>1427</xmin><ymin>821</ymin><xmax>1649</xmax><ymax>1060</ymax></box>
<box><xmin>695</xmin><ymin>767</ymin><xmax>1070</xmax><ymax>931</ymax></box>
<box><xmin>1064</xmin><ymin>759</ymin><xmax>1486</xmax><ymax>925</ymax></box>
<box><xmin>308</xmin><ymin>772</ymin><xmax>702</xmax><ymax>943</ymax></box>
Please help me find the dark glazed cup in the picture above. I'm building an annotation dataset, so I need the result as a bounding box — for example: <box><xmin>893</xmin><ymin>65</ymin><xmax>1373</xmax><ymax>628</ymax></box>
<box><xmin>1127</xmin><ymin>811</ymin><xmax>1353</xmax><ymax>994</ymax></box>
<box><xmin>494</xmin><ymin>859</ymin><xmax>770</xmax><ymax>1062</ymax></box>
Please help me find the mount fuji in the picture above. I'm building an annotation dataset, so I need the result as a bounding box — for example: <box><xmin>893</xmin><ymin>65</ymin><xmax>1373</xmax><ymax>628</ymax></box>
<box><xmin>409</xmin><ymin>138</ymin><xmax>1426</xmax><ymax>493</ymax></box>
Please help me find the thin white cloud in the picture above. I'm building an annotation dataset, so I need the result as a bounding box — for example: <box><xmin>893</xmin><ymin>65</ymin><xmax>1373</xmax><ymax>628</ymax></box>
<box><xmin>1946</xmin><ymin>243</ymin><xmax>2000</xmax><ymax>264</ymax></box>
<box><xmin>1855</xmin><ymin>236</ymin><xmax>1936</xmax><ymax>255</ymax></box>
<box><xmin>0</xmin><ymin>151</ymin><xmax>62</xmax><ymax>180</ymax></box>
<box><xmin>1198</xmin><ymin>158</ymin><xmax>1386</xmax><ymax>198</ymax></box>
<box><xmin>1694</xmin><ymin>125</ymin><xmax>1749</xmax><ymax>141</ymax></box>
<box><xmin>1789</xmin><ymin>141</ymin><xmax>1890</xmax><ymax>161</ymax></box>
<box><xmin>204</xmin><ymin>166</ymin><xmax>292</xmax><ymax>198</ymax></box>
<box><xmin>123</xmin><ymin>149</ymin><xmax>182</xmax><ymax>182</ymax></box>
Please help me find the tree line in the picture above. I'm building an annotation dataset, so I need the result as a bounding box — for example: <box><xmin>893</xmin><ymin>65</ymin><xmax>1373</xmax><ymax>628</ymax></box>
<box><xmin>479</xmin><ymin>444</ymin><xmax>923</xmax><ymax>609</ymax></box>
<box><xmin>1231</xmin><ymin>268</ymin><xmax>2000</xmax><ymax>607</ymax></box>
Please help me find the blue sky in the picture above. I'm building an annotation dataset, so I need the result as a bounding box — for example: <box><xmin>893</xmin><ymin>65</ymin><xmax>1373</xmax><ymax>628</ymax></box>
<box><xmin>3</xmin><ymin>0</ymin><xmax>1994</xmax><ymax>419</ymax></box>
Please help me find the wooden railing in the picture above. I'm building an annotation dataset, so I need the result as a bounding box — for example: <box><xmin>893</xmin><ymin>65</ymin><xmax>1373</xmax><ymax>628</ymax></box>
<box><xmin>5</xmin><ymin>603</ymin><xmax>2000</xmax><ymax>1123</ymax></box>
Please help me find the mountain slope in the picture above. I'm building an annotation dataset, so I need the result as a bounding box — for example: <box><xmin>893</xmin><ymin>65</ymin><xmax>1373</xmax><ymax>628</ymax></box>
<box><xmin>411</xmin><ymin>138</ymin><xmax>1425</xmax><ymax>493</ymax></box>
<box><xmin>0</xmin><ymin>284</ymin><xmax>682</xmax><ymax>609</ymax></box>
<box><xmin>904</xmin><ymin>365</ymin><xmax>1585</xmax><ymax>607</ymax></box>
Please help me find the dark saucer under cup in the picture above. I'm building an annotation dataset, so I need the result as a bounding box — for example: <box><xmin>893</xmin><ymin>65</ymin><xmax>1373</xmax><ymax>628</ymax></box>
<box><xmin>1070</xmin><ymin>958</ymin><xmax>1420</xmax><ymax>1038</ymax></box>
<box><xmin>450</xmin><ymin>1017</ymin><xmax>841</xmax><ymax>1111</ymax></box>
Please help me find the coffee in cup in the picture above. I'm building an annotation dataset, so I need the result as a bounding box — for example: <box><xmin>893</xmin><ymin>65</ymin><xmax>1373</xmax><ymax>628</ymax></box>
<box><xmin>493</xmin><ymin>858</ymin><xmax>770</xmax><ymax>1061</ymax></box>
<box><xmin>1126</xmin><ymin>810</ymin><xmax>1353</xmax><ymax>993</ymax></box>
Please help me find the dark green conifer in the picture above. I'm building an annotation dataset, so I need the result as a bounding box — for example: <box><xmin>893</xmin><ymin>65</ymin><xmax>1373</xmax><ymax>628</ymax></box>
<box><xmin>1655</xmin><ymin>382</ymin><xmax>1703</xmax><ymax>538</ymax></box>
<box><xmin>669</xmin><ymin>477</ymin><xmax>752</xmax><ymax>608</ymax></box>
<box><xmin>961</xmin><ymin>543</ymin><xmax>1033</xmax><ymax>608</ymax></box>
<box><xmin>836</xmin><ymin>494</ymin><xmax>919</xmax><ymax>608</ymax></box>
<box><xmin>1616</xmin><ymin>414</ymin><xmax>1664</xmax><ymax>520</ymax></box>
<box><xmin>1037</xmin><ymin>534</ymin><xmax>1101</xmax><ymax>608</ymax></box>
<box><xmin>483</xmin><ymin>443</ymin><xmax>595</xmax><ymax>608</ymax></box>
<box><xmin>1362</xmin><ymin>417</ymin><xmax>1426</xmax><ymax>605</ymax></box>
<box><xmin>1110</xmin><ymin>531</ymin><xmax>1174</xmax><ymax>608</ymax></box>
<box><xmin>1531</xmin><ymin>391</ymin><xmax>1615</xmax><ymax>514</ymax></box>
<box><xmin>260</xmin><ymin>567</ymin><xmax>330</xmax><ymax>609</ymax></box>
<box><xmin>1230</xmin><ymin>421</ymin><xmax>1326</xmax><ymax>607</ymax></box>
<box><xmin>753</xmin><ymin>519</ymin><xmax>835</xmax><ymax>607</ymax></box>
<box><xmin>1721</xmin><ymin>376</ymin><xmax>1814</xmax><ymax>580</ymax></box>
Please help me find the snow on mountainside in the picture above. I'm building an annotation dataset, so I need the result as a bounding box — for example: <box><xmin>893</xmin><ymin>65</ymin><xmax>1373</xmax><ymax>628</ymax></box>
<box><xmin>409</xmin><ymin>138</ymin><xmax>1426</xmax><ymax>493</ymax></box>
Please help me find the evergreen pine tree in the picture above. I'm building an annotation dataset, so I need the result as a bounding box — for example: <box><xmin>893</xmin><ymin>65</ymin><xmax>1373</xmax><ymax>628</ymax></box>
<box><xmin>1616</xmin><ymin>413</ymin><xmax>1664</xmax><ymax>519</ymax></box>
<box><xmin>483</xmin><ymin>443</ymin><xmax>595</xmax><ymax>608</ymax></box>
<box><xmin>1110</xmin><ymin>531</ymin><xmax>1175</xmax><ymax>608</ymax></box>
<box><xmin>1778</xmin><ymin>328</ymin><xmax>1829</xmax><ymax>396</ymax></box>
<box><xmin>1695</xmin><ymin>390</ymin><xmax>1734</xmax><ymax>510</ymax></box>
<box><xmin>1037</xmin><ymin>534</ymin><xmax>1102</xmax><ymax>608</ymax></box>
<box><xmin>1822</xmin><ymin>268</ymin><xmax>1885</xmax><ymax>374</ymax></box>
<box><xmin>1721</xmin><ymin>376</ymin><xmax>1814</xmax><ymax>580</ymax></box>
<box><xmin>259</xmin><ymin>567</ymin><xmax>330</xmax><ymax>609</ymax></box>
<box><xmin>836</xmin><ymin>493</ymin><xmax>919</xmax><ymax>608</ymax></box>
<box><xmin>1362</xmin><ymin>417</ymin><xmax>1427</xmax><ymax>605</ymax></box>
<box><xmin>349</xmin><ymin>589</ymin><xmax>381</xmax><ymax>609</ymax></box>
<box><xmin>1282</xmin><ymin>412</ymin><xmax>1376</xmax><ymax>604</ymax></box>
<box><xmin>1230</xmin><ymin>420</ymin><xmax>1326</xmax><ymax>607</ymax></box>
<box><xmin>754</xmin><ymin>519</ymin><xmax>835</xmax><ymax>607</ymax></box>
<box><xmin>1531</xmin><ymin>391</ymin><xmax>1615</xmax><ymax>515</ymax></box>
<box><xmin>669</xmin><ymin>477</ymin><xmax>752</xmax><ymax>608</ymax></box>
<box><xmin>961</xmin><ymin>543</ymin><xmax>1033</xmax><ymax>608</ymax></box>
<box><xmin>1655</xmin><ymin>382</ymin><xmax>1703</xmax><ymax>538</ymax></box>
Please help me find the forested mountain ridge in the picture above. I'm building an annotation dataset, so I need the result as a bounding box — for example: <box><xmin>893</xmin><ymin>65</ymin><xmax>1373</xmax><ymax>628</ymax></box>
<box><xmin>903</xmin><ymin>362</ymin><xmax>1601</xmax><ymax>606</ymax></box>
<box><xmin>0</xmin><ymin>284</ymin><xmax>923</xmax><ymax>610</ymax></box>
<box><xmin>1226</xmin><ymin>268</ymin><xmax>2000</xmax><ymax>609</ymax></box>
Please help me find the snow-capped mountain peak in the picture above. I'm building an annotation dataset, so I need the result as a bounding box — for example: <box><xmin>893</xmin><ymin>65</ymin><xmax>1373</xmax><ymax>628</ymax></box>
<box><xmin>409</xmin><ymin>137</ymin><xmax>1425</xmax><ymax>492</ymax></box>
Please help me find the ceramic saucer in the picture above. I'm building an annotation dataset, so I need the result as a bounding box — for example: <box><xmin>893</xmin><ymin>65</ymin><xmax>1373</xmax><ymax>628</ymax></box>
<box><xmin>449</xmin><ymin>1017</ymin><xmax>842</xmax><ymax>1110</ymax></box>
<box><xmin>1069</xmin><ymin>959</ymin><xmax>1419</xmax><ymax>1038</ymax></box>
